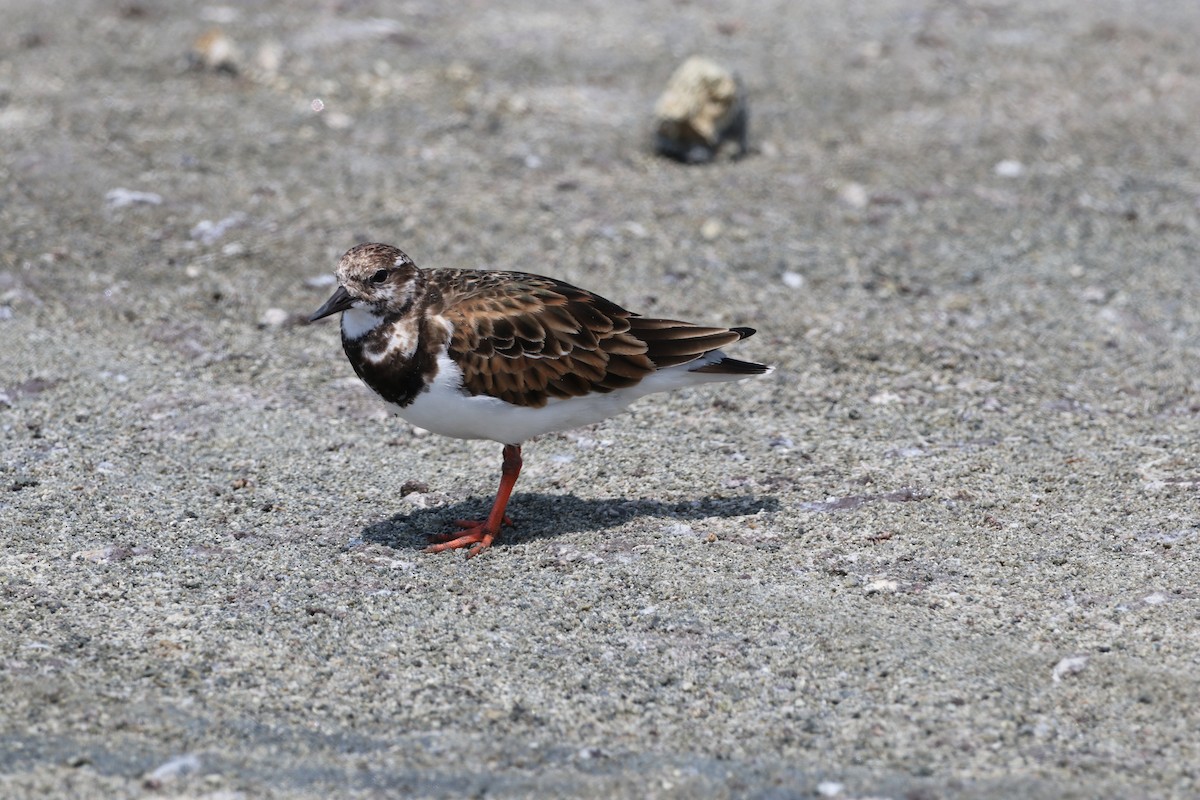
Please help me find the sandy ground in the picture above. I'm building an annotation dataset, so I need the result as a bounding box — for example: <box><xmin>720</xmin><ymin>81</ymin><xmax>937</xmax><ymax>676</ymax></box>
<box><xmin>2</xmin><ymin>1</ymin><xmax>1199</xmax><ymax>797</ymax></box>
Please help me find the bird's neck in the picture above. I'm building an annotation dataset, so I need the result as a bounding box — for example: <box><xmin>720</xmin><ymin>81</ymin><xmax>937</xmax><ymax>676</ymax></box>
<box><xmin>340</xmin><ymin>297</ymin><xmax>447</xmax><ymax>409</ymax></box>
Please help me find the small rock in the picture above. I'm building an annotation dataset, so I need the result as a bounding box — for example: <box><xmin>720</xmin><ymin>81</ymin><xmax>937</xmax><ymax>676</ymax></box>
<box><xmin>837</xmin><ymin>181</ymin><xmax>869</xmax><ymax>209</ymax></box>
<box><xmin>780</xmin><ymin>271</ymin><xmax>805</xmax><ymax>289</ymax></box>
<box><xmin>622</xmin><ymin>221</ymin><xmax>649</xmax><ymax>239</ymax></box>
<box><xmin>817</xmin><ymin>781</ymin><xmax>845</xmax><ymax>797</ymax></box>
<box><xmin>399</xmin><ymin>491</ymin><xmax>451</xmax><ymax>510</ymax></box>
<box><xmin>191</xmin><ymin>212</ymin><xmax>247</xmax><ymax>245</ymax></box>
<box><xmin>304</xmin><ymin>274</ymin><xmax>337</xmax><ymax>289</ymax></box>
<box><xmin>257</xmin><ymin>308</ymin><xmax>289</xmax><ymax>328</ymax></box>
<box><xmin>940</xmin><ymin>292</ymin><xmax>972</xmax><ymax>312</ymax></box>
<box><xmin>994</xmin><ymin>159</ymin><xmax>1024</xmax><ymax>178</ymax></box>
<box><xmin>700</xmin><ymin>218</ymin><xmax>724</xmax><ymax>241</ymax></box>
<box><xmin>73</xmin><ymin>544</ymin><xmax>150</xmax><ymax>563</ymax></box>
<box><xmin>106</xmin><ymin>188</ymin><xmax>163</xmax><ymax>208</ymax></box>
<box><xmin>11</xmin><ymin>377</ymin><xmax>59</xmax><ymax>398</ymax></box>
<box><xmin>189</xmin><ymin>29</ymin><xmax>240</xmax><ymax>74</ymax></box>
<box><xmin>653</xmin><ymin>56</ymin><xmax>748</xmax><ymax>164</ymax></box>
<box><xmin>144</xmin><ymin>753</ymin><xmax>202</xmax><ymax>788</ymax></box>
<box><xmin>1051</xmin><ymin>655</ymin><xmax>1089</xmax><ymax>682</ymax></box>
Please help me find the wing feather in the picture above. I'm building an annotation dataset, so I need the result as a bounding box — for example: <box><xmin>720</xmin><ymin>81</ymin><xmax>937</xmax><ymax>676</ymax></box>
<box><xmin>437</xmin><ymin>269</ymin><xmax>757</xmax><ymax>407</ymax></box>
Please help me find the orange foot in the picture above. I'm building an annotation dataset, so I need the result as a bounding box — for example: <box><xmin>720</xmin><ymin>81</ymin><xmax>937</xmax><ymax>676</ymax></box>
<box><xmin>425</xmin><ymin>516</ymin><xmax>514</xmax><ymax>558</ymax></box>
<box><xmin>424</xmin><ymin>444</ymin><xmax>523</xmax><ymax>559</ymax></box>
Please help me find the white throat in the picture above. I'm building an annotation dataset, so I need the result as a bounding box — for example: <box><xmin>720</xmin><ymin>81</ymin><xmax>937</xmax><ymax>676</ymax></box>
<box><xmin>341</xmin><ymin>306</ymin><xmax>385</xmax><ymax>340</ymax></box>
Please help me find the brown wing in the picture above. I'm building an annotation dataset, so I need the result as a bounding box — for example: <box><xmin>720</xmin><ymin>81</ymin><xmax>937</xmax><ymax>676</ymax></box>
<box><xmin>435</xmin><ymin>269</ymin><xmax>749</xmax><ymax>408</ymax></box>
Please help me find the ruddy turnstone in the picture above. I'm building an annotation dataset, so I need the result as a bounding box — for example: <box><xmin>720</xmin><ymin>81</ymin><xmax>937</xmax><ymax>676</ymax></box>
<box><xmin>310</xmin><ymin>242</ymin><xmax>770</xmax><ymax>557</ymax></box>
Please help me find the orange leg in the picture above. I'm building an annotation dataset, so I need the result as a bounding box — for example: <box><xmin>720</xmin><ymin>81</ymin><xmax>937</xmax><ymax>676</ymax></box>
<box><xmin>426</xmin><ymin>444</ymin><xmax>521</xmax><ymax>558</ymax></box>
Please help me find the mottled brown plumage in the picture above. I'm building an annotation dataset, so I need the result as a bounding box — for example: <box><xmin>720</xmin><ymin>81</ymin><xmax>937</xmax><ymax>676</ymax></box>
<box><xmin>315</xmin><ymin>243</ymin><xmax>763</xmax><ymax>410</ymax></box>
<box><xmin>436</xmin><ymin>268</ymin><xmax>753</xmax><ymax>407</ymax></box>
<box><xmin>310</xmin><ymin>242</ymin><xmax>769</xmax><ymax>556</ymax></box>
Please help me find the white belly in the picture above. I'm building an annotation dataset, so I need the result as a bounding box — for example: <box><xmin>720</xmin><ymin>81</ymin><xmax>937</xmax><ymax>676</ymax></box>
<box><xmin>394</xmin><ymin>351</ymin><xmax>746</xmax><ymax>445</ymax></box>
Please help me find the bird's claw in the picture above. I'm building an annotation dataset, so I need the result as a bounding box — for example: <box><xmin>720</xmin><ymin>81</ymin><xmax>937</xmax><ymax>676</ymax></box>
<box><xmin>425</xmin><ymin>523</ymin><xmax>499</xmax><ymax>557</ymax></box>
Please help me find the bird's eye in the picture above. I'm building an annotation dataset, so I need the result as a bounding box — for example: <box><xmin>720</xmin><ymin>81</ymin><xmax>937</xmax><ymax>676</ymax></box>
<box><xmin>370</xmin><ymin>269</ymin><xmax>388</xmax><ymax>284</ymax></box>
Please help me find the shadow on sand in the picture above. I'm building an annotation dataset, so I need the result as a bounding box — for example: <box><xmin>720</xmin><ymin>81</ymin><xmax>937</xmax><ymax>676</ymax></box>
<box><xmin>360</xmin><ymin>492</ymin><xmax>780</xmax><ymax>550</ymax></box>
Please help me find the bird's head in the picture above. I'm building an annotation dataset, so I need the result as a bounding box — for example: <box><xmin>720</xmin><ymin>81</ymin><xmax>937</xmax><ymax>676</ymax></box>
<box><xmin>309</xmin><ymin>243</ymin><xmax>423</xmax><ymax>323</ymax></box>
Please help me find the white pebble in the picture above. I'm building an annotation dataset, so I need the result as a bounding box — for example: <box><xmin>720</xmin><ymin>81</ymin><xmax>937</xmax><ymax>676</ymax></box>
<box><xmin>258</xmin><ymin>308</ymin><xmax>289</xmax><ymax>328</ymax></box>
<box><xmin>780</xmin><ymin>271</ymin><xmax>805</xmax><ymax>289</ymax></box>
<box><xmin>191</xmin><ymin>212</ymin><xmax>247</xmax><ymax>245</ymax></box>
<box><xmin>304</xmin><ymin>274</ymin><xmax>337</xmax><ymax>289</ymax></box>
<box><xmin>994</xmin><ymin>159</ymin><xmax>1024</xmax><ymax>177</ymax></box>
<box><xmin>817</xmin><ymin>781</ymin><xmax>845</xmax><ymax>797</ymax></box>
<box><xmin>400</xmin><ymin>492</ymin><xmax>432</xmax><ymax>509</ymax></box>
<box><xmin>145</xmin><ymin>753</ymin><xmax>201</xmax><ymax>785</ymax></box>
<box><xmin>837</xmin><ymin>182</ymin><xmax>868</xmax><ymax>209</ymax></box>
<box><xmin>1051</xmin><ymin>655</ymin><xmax>1089</xmax><ymax>682</ymax></box>
<box><xmin>622</xmin><ymin>221</ymin><xmax>649</xmax><ymax>239</ymax></box>
<box><xmin>106</xmin><ymin>188</ymin><xmax>163</xmax><ymax>208</ymax></box>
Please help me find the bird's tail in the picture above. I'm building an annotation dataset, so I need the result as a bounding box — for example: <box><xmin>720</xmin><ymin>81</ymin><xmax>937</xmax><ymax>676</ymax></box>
<box><xmin>690</xmin><ymin>356</ymin><xmax>771</xmax><ymax>375</ymax></box>
<box><xmin>690</xmin><ymin>327</ymin><xmax>769</xmax><ymax>375</ymax></box>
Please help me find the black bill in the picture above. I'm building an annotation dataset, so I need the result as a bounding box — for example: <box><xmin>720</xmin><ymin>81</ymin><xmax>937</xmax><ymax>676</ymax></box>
<box><xmin>309</xmin><ymin>285</ymin><xmax>354</xmax><ymax>322</ymax></box>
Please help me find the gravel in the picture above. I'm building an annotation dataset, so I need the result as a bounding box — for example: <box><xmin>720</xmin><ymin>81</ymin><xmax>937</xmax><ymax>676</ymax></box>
<box><xmin>2</xmin><ymin>0</ymin><xmax>1199</xmax><ymax>797</ymax></box>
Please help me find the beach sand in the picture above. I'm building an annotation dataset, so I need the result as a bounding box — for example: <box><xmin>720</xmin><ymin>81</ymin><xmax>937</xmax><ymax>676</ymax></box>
<box><xmin>2</xmin><ymin>1</ymin><xmax>1198</xmax><ymax>796</ymax></box>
